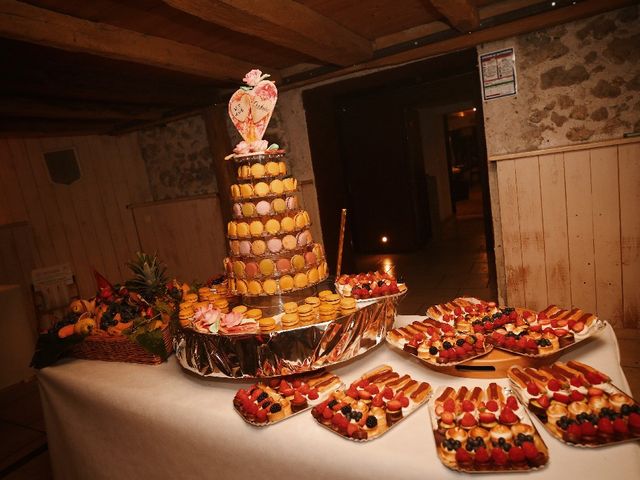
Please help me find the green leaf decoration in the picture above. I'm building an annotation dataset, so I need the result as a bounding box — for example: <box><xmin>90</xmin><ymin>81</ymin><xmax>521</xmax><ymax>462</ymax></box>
<box><xmin>134</xmin><ymin>329</ymin><xmax>168</xmax><ymax>361</ymax></box>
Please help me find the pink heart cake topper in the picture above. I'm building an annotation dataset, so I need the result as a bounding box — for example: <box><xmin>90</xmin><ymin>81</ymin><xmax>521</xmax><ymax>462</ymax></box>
<box><xmin>228</xmin><ymin>70</ymin><xmax>278</xmax><ymax>150</ymax></box>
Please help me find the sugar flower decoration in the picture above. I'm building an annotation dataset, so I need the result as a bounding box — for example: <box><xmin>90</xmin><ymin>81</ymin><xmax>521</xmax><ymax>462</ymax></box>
<box><xmin>234</xmin><ymin>139</ymin><xmax>269</xmax><ymax>154</ymax></box>
<box><xmin>242</xmin><ymin>69</ymin><xmax>270</xmax><ymax>87</ymax></box>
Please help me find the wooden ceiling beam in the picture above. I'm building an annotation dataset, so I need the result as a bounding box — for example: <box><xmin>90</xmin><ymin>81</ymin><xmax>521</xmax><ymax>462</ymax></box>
<box><xmin>0</xmin><ymin>118</ymin><xmax>120</xmax><ymax>137</ymax></box>
<box><xmin>283</xmin><ymin>0</ymin><xmax>634</xmax><ymax>90</ymax></box>
<box><xmin>162</xmin><ymin>0</ymin><xmax>372</xmax><ymax>66</ymax></box>
<box><xmin>0</xmin><ymin>96</ymin><xmax>170</xmax><ymax>121</ymax></box>
<box><xmin>424</xmin><ymin>0</ymin><xmax>480</xmax><ymax>32</ymax></box>
<box><xmin>0</xmin><ymin>0</ymin><xmax>277</xmax><ymax>82</ymax></box>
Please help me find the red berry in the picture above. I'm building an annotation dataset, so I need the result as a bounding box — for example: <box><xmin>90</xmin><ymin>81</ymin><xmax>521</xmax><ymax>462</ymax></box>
<box><xmin>526</xmin><ymin>382</ymin><xmax>540</xmax><ymax>396</ymax></box>
<box><xmin>365</xmin><ymin>384</ymin><xmax>379</xmax><ymax>394</ymax></box>
<box><xmin>382</xmin><ymin>387</ymin><xmax>394</xmax><ymax>400</ymax></box>
<box><xmin>279</xmin><ymin>379</ymin><xmax>290</xmax><ymax>391</ymax></box>
<box><xmin>292</xmin><ymin>379</ymin><xmax>302</xmax><ymax>388</ymax></box>
<box><xmin>462</xmin><ymin>400</ymin><xmax>475</xmax><ymax>412</ymax></box>
<box><xmin>255</xmin><ymin>408</ymin><xmax>268</xmax><ymax>423</ymax></box>
<box><xmin>399</xmin><ymin>396</ymin><xmax>410</xmax><ymax>408</ymax></box>
<box><xmin>443</xmin><ymin>398</ymin><xmax>456</xmax><ymax>413</ymax></box>
<box><xmin>581</xmin><ymin>422</ymin><xmax>597</xmax><ymax>436</ymax></box>
<box><xmin>491</xmin><ymin>447</ymin><xmax>508</xmax><ymax>465</ymax></box>
<box><xmin>552</xmin><ymin>392</ymin><xmax>570</xmax><ymax>404</ymax></box>
<box><xmin>485</xmin><ymin>400</ymin><xmax>499</xmax><ymax>412</ymax></box>
<box><xmin>509</xmin><ymin>446</ymin><xmax>526</xmax><ymax>463</ymax></box>
<box><xmin>293</xmin><ymin>391</ymin><xmax>305</xmax><ymax>404</ymax></box>
<box><xmin>455</xmin><ymin>447</ymin><xmax>473</xmax><ymax>463</ymax></box>
<box><xmin>460</xmin><ymin>412</ymin><xmax>477</xmax><ymax>428</ymax></box>
<box><xmin>322</xmin><ymin>406</ymin><xmax>334</xmax><ymax>420</ymax></box>
<box><xmin>570</xmin><ymin>390</ymin><xmax>585</xmax><ymax>402</ymax></box>
<box><xmin>506</xmin><ymin>395</ymin><xmax>518</xmax><ymax>410</ymax></box>
<box><xmin>479</xmin><ymin>412</ymin><xmax>496</xmax><ymax>425</ymax></box>
<box><xmin>537</xmin><ymin>395</ymin><xmax>550</xmax><ymax>409</ymax></box>
<box><xmin>629</xmin><ymin>412</ymin><xmax>640</xmax><ymax>429</ymax></box>
<box><xmin>371</xmin><ymin>394</ymin><xmax>384</xmax><ymax>407</ymax></box>
<box><xmin>521</xmin><ymin>441</ymin><xmax>539</xmax><ymax>460</ymax></box>
<box><xmin>588</xmin><ymin>387</ymin><xmax>604</xmax><ymax>397</ymax></box>
<box><xmin>387</xmin><ymin>399</ymin><xmax>402</xmax><ymax>411</ymax></box>
<box><xmin>499</xmin><ymin>408</ymin><xmax>519</xmax><ymax>425</ymax></box>
<box><xmin>566</xmin><ymin>423</ymin><xmax>582</xmax><ymax>438</ymax></box>
<box><xmin>347</xmin><ymin>422</ymin><xmax>359</xmax><ymax>437</ymax></box>
<box><xmin>474</xmin><ymin>447</ymin><xmax>490</xmax><ymax>463</ymax></box>
<box><xmin>547</xmin><ymin>379</ymin><xmax>561</xmax><ymax>391</ymax></box>
<box><xmin>570</xmin><ymin>376</ymin><xmax>583</xmax><ymax>388</ymax></box>
<box><xmin>585</xmin><ymin>371</ymin><xmax>605</xmax><ymax>385</ymax></box>
<box><xmin>441</xmin><ymin>411</ymin><xmax>455</xmax><ymax>425</ymax></box>
<box><xmin>597</xmin><ymin>417</ymin><xmax>614</xmax><ymax>434</ymax></box>
<box><xmin>613</xmin><ymin>418</ymin><xmax>629</xmax><ymax>434</ymax></box>
<box><xmin>358</xmin><ymin>389</ymin><xmax>372</xmax><ymax>400</ymax></box>
<box><xmin>346</xmin><ymin>387</ymin><xmax>359</xmax><ymax>399</ymax></box>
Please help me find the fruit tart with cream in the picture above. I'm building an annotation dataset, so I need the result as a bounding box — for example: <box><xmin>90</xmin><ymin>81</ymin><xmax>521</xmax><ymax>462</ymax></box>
<box><xmin>508</xmin><ymin>361</ymin><xmax>640</xmax><ymax>446</ymax></box>
<box><xmin>234</xmin><ymin>370</ymin><xmax>342</xmax><ymax>425</ymax></box>
<box><xmin>311</xmin><ymin>364</ymin><xmax>431</xmax><ymax>441</ymax></box>
<box><xmin>429</xmin><ymin>383</ymin><xmax>549</xmax><ymax>472</ymax></box>
<box><xmin>335</xmin><ymin>272</ymin><xmax>406</xmax><ymax>300</ymax></box>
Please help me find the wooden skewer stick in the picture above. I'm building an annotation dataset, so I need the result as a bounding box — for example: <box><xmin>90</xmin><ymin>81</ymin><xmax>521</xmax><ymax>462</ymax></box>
<box><xmin>336</xmin><ymin>208</ymin><xmax>347</xmax><ymax>278</ymax></box>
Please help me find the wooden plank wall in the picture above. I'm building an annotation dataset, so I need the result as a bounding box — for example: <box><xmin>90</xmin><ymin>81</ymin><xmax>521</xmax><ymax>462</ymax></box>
<box><xmin>492</xmin><ymin>139</ymin><xmax>640</xmax><ymax>328</ymax></box>
<box><xmin>0</xmin><ymin>134</ymin><xmax>152</xmax><ymax>298</ymax></box>
<box><xmin>130</xmin><ymin>195</ymin><xmax>227</xmax><ymax>284</ymax></box>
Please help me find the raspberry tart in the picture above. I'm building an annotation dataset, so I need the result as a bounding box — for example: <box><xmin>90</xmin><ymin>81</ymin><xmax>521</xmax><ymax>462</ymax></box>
<box><xmin>335</xmin><ymin>272</ymin><xmax>407</xmax><ymax>301</ymax></box>
<box><xmin>508</xmin><ymin>361</ymin><xmax>640</xmax><ymax>446</ymax></box>
<box><xmin>234</xmin><ymin>370</ymin><xmax>342</xmax><ymax>426</ymax></box>
<box><xmin>311</xmin><ymin>364</ymin><xmax>431</xmax><ymax>441</ymax></box>
<box><xmin>429</xmin><ymin>383</ymin><xmax>549</xmax><ymax>472</ymax></box>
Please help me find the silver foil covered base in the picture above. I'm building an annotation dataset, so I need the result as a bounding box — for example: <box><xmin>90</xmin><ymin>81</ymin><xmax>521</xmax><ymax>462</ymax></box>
<box><xmin>174</xmin><ymin>294</ymin><xmax>404</xmax><ymax>378</ymax></box>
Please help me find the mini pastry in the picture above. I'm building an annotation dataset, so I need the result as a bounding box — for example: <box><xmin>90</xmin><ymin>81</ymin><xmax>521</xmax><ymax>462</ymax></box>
<box><xmin>267</xmin><ymin>237</ymin><xmax>282</xmax><ymax>253</ymax></box>
<box><xmin>298</xmin><ymin>304</ymin><xmax>315</xmax><ymax>324</ymax></box>
<box><xmin>276</xmin><ymin>258</ymin><xmax>291</xmax><ymax>273</ymax></box>
<box><xmin>339</xmin><ymin>297</ymin><xmax>356</xmax><ymax>316</ymax></box>
<box><xmin>281</xmin><ymin>313</ymin><xmax>299</xmax><ymax>329</ymax></box>
<box><xmin>286</xmin><ymin>196</ymin><xmax>297</xmax><ymax>209</ymax></box>
<box><xmin>239</xmin><ymin>240</ymin><xmax>251</xmax><ymax>256</ymax></box>
<box><xmin>511</xmin><ymin>423</ymin><xmax>535</xmax><ymax>437</ymax></box>
<box><xmin>283</xmin><ymin>177</ymin><xmax>297</xmax><ymax>191</ymax></box>
<box><xmin>263</xmin><ymin>279</ymin><xmax>277</xmax><ymax>295</ymax></box>
<box><xmin>254</xmin><ymin>182</ymin><xmax>270</xmax><ymax>197</ymax></box>
<box><xmin>469</xmin><ymin>426</ymin><xmax>491</xmax><ymax>445</ymax></box>
<box><xmin>294</xmin><ymin>273</ymin><xmax>308</xmax><ymax>289</ymax></box>
<box><xmin>386</xmin><ymin>399</ymin><xmax>403</xmax><ymax>425</ymax></box>
<box><xmin>318</xmin><ymin>262</ymin><xmax>327</xmax><ymax>279</ymax></box>
<box><xmin>213</xmin><ymin>299</ymin><xmax>229</xmax><ymax>313</ymax></box>
<box><xmin>246</xmin><ymin>308</ymin><xmax>263</xmax><ymax>321</ymax></box>
<box><xmin>184</xmin><ymin>293</ymin><xmax>198</xmax><ymax>303</ymax></box>
<box><xmin>265</xmin><ymin>219</ymin><xmax>281</xmax><ymax>235</ymax></box>
<box><xmin>282</xmin><ymin>235</ymin><xmax>297</xmax><ymax>250</ymax></box>
<box><xmin>304</xmin><ymin>251</ymin><xmax>317</xmax><ymax>266</ymax></box>
<box><xmin>325</xmin><ymin>294</ymin><xmax>341</xmax><ymax>307</ymax></box>
<box><xmin>240</xmin><ymin>183</ymin><xmax>254</xmax><ymax>198</ymax></box>
<box><xmin>588</xmin><ymin>394</ymin><xmax>610</xmax><ymax>413</ymax></box>
<box><xmin>244</xmin><ymin>262</ymin><xmax>258</xmax><ymax>279</ymax></box>
<box><xmin>247</xmin><ymin>280</ymin><xmax>263</xmax><ymax>295</ymax></box>
<box><xmin>609</xmin><ymin>392</ymin><xmax>633</xmax><ymax>412</ymax></box>
<box><xmin>259</xmin><ymin>316</ymin><xmax>276</xmax><ymax>333</ymax></box>
<box><xmin>241</xmin><ymin>203</ymin><xmax>255</xmax><ymax>217</ymax></box>
<box><xmin>278</xmin><ymin>161</ymin><xmax>287</xmax><ymax>175</ymax></box>
<box><xmin>236</xmin><ymin>222</ymin><xmax>250</xmax><ymax>238</ymax></box>
<box><xmin>267</xmin><ymin>403</ymin><xmax>286</xmax><ymax>422</ymax></box>
<box><xmin>238</xmin><ymin>165</ymin><xmax>250</xmax><ymax>178</ymax></box>
<box><xmin>281</xmin><ymin>216</ymin><xmax>295</xmax><ymax>232</ymax></box>
<box><xmin>283</xmin><ymin>302</ymin><xmax>298</xmax><ymax>314</ymax></box>
<box><xmin>250</xmin><ymin>162</ymin><xmax>265</xmax><ymax>178</ymax></box>
<box><xmin>232</xmin><ymin>203</ymin><xmax>242</xmax><ymax>217</ymax></box>
<box><xmin>230</xmin><ymin>240</ymin><xmax>240</xmax><ymax>255</ymax></box>
<box><xmin>236</xmin><ymin>280</ymin><xmax>248</xmax><ymax>294</ymax></box>
<box><xmin>256</xmin><ymin>200</ymin><xmax>271</xmax><ymax>216</ymax></box>
<box><xmin>265</xmin><ymin>161</ymin><xmax>279</xmax><ymax>176</ymax></box>
<box><xmin>249</xmin><ymin>220</ymin><xmax>264</xmax><ymax>237</ymax></box>
<box><xmin>446</xmin><ymin>426</ymin><xmax>469</xmax><ymax>443</ymax></box>
<box><xmin>490</xmin><ymin>424</ymin><xmax>513</xmax><ymax>445</ymax></box>
<box><xmin>318</xmin><ymin>290</ymin><xmax>332</xmax><ymax>301</ymax></box>
<box><xmin>270</xmin><ymin>179</ymin><xmax>284</xmax><ymax>194</ymax></box>
<box><xmin>230</xmin><ymin>184</ymin><xmax>241</xmax><ymax>199</ymax></box>
<box><xmin>233</xmin><ymin>261</ymin><xmax>245</xmax><ymax>278</ymax></box>
<box><xmin>259</xmin><ymin>259</ymin><xmax>275</xmax><ymax>276</ymax></box>
<box><xmin>297</xmin><ymin>230</ymin><xmax>309</xmax><ymax>246</ymax></box>
<box><xmin>567</xmin><ymin>401</ymin><xmax>590</xmax><ymax>419</ymax></box>
<box><xmin>227</xmin><ymin>221</ymin><xmax>238</xmax><ymax>237</ymax></box>
<box><xmin>319</xmin><ymin>303</ymin><xmax>336</xmax><ymax>322</ymax></box>
<box><xmin>232</xmin><ymin>305</ymin><xmax>248</xmax><ymax>315</ymax></box>
<box><xmin>307</xmin><ymin>268</ymin><xmax>319</xmax><ymax>284</ymax></box>
<box><xmin>305</xmin><ymin>296</ymin><xmax>320</xmax><ymax>311</ymax></box>
<box><xmin>291</xmin><ymin>391</ymin><xmax>308</xmax><ymax>413</ymax></box>
<box><xmin>280</xmin><ymin>275</ymin><xmax>294</xmax><ymax>291</ymax></box>
<box><xmin>291</xmin><ymin>254</ymin><xmax>305</xmax><ymax>271</ymax></box>
<box><xmin>294</xmin><ymin>212</ymin><xmax>307</xmax><ymax>229</ymax></box>
<box><xmin>546</xmin><ymin>402</ymin><xmax>568</xmax><ymax>426</ymax></box>
<box><xmin>272</xmin><ymin>198</ymin><xmax>286</xmax><ymax>213</ymax></box>
<box><xmin>251</xmin><ymin>240</ymin><xmax>266</xmax><ymax>255</ymax></box>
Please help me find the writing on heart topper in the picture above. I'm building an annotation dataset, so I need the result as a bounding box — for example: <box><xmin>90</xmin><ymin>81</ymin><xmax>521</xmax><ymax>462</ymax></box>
<box><xmin>228</xmin><ymin>70</ymin><xmax>278</xmax><ymax>154</ymax></box>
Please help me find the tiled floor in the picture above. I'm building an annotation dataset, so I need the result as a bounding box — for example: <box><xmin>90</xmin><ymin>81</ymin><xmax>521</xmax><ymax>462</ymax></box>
<box><xmin>1</xmin><ymin>215</ymin><xmax>638</xmax><ymax>478</ymax></box>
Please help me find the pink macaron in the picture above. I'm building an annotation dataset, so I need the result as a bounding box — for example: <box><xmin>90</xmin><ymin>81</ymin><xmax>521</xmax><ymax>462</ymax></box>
<box><xmin>304</xmin><ymin>251</ymin><xmax>317</xmax><ymax>266</ymax></box>
<box><xmin>267</xmin><ymin>238</ymin><xmax>282</xmax><ymax>253</ymax></box>
<box><xmin>256</xmin><ymin>200</ymin><xmax>271</xmax><ymax>216</ymax></box>
<box><xmin>297</xmin><ymin>231</ymin><xmax>309</xmax><ymax>246</ymax></box>
<box><xmin>232</xmin><ymin>203</ymin><xmax>242</xmax><ymax>217</ymax></box>
<box><xmin>286</xmin><ymin>196</ymin><xmax>298</xmax><ymax>209</ymax></box>
<box><xmin>239</xmin><ymin>241</ymin><xmax>251</xmax><ymax>256</ymax></box>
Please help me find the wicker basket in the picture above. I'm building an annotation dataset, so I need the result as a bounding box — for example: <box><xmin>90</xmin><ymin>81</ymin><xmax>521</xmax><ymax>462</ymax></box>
<box><xmin>69</xmin><ymin>326</ymin><xmax>173</xmax><ymax>365</ymax></box>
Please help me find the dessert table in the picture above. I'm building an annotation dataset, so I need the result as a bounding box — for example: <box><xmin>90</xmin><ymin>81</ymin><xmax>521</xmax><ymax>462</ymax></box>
<box><xmin>38</xmin><ymin>316</ymin><xmax>639</xmax><ymax>480</ymax></box>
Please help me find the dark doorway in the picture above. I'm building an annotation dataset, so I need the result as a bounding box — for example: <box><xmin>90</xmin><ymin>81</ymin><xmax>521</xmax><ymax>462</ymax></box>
<box><xmin>303</xmin><ymin>49</ymin><xmax>494</xmax><ymax>284</ymax></box>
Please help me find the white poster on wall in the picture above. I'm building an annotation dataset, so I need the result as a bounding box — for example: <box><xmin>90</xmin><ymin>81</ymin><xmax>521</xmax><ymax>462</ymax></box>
<box><xmin>479</xmin><ymin>48</ymin><xmax>517</xmax><ymax>101</ymax></box>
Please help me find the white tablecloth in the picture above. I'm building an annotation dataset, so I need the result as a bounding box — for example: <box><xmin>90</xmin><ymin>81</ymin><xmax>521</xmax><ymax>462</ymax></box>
<box><xmin>39</xmin><ymin>316</ymin><xmax>640</xmax><ymax>480</ymax></box>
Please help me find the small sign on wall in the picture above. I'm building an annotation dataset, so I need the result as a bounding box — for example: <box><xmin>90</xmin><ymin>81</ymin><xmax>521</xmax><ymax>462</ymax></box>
<box><xmin>479</xmin><ymin>47</ymin><xmax>517</xmax><ymax>101</ymax></box>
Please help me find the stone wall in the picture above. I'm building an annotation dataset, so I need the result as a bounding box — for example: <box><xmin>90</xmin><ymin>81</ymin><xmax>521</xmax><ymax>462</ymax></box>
<box><xmin>137</xmin><ymin>115</ymin><xmax>217</xmax><ymax>200</ymax></box>
<box><xmin>480</xmin><ymin>5</ymin><xmax>640</xmax><ymax>156</ymax></box>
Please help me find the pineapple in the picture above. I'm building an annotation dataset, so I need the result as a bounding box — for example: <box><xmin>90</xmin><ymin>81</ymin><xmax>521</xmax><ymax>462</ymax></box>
<box><xmin>125</xmin><ymin>252</ymin><xmax>168</xmax><ymax>302</ymax></box>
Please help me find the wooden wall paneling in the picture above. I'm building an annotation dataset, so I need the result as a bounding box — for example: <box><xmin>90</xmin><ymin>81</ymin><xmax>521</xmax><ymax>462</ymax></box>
<box><xmin>514</xmin><ymin>155</ymin><xmax>547</xmax><ymax>311</ymax></box>
<box><xmin>590</xmin><ymin>146</ymin><xmax>623</xmax><ymax>326</ymax></box>
<box><xmin>115</xmin><ymin>134</ymin><xmax>152</xmax><ymax>205</ymax></box>
<box><xmin>0</xmin><ymin>140</ymin><xmax>26</xmax><ymax>223</ymax></box>
<box><xmin>105</xmin><ymin>136</ymin><xmax>142</xmax><ymax>262</ymax></box>
<box><xmin>619</xmin><ymin>142</ymin><xmax>640</xmax><ymax>328</ymax></box>
<box><xmin>5</xmin><ymin>139</ymin><xmax>48</xmax><ymax>266</ymax></box>
<box><xmin>487</xmin><ymin>163</ymin><xmax>506</xmax><ymax>305</ymax></box>
<box><xmin>0</xmin><ymin>224</ymin><xmax>23</xmax><ymax>284</ymax></box>
<box><xmin>92</xmin><ymin>135</ymin><xmax>134</xmax><ymax>280</ymax></box>
<box><xmin>496</xmin><ymin>159</ymin><xmax>525</xmax><ymax>306</ymax></box>
<box><xmin>22</xmin><ymin>138</ymin><xmax>73</xmax><ymax>267</ymax></box>
<box><xmin>538</xmin><ymin>153</ymin><xmax>571</xmax><ymax>309</ymax></box>
<box><xmin>563</xmin><ymin>150</ymin><xmax>597</xmax><ymax>313</ymax></box>
<box><xmin>76</xmin><ymin>135</ymin><xmax>124</xmax><ymax>283</ymax></box>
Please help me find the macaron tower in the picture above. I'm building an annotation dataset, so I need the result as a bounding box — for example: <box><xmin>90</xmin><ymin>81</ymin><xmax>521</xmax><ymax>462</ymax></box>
<box><xmin>224</xmin><ymin>70</ymin><xmax>329</xmax><ymax>301</ymax></box>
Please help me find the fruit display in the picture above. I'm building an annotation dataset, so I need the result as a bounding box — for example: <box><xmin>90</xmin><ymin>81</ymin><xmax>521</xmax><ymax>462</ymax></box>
<box><xmin>508</xmin><ymin>361</ymin><xmax>640</xmax><ymax>446</ymax></box>
<box><xmin>386</xmin><ymin>317</ymin><xmax>492</xmax><ymax>366</ymax></box>
<box><xmin>233</xmin><ymin>370</ymin><xmax>342</xmax><ymax>425</ymax></box>
<box><xmin>335</xmin><ymin>271</ymin><xmax>406</xmax><ymax>301</ymax></box>
<box><xmin>31</xmin><ymin>252</ymin><xmax>181</xmax><ymax>368</ymax></box>
<box><xmin>311</xmin><ymin>365</ymin><xmax>431</xmax><ymax>441</ymax></box>
<box><xmin>429</xmin><ymin>383</ymin><xmax>549</xmax><ymax>472</ymax></box>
